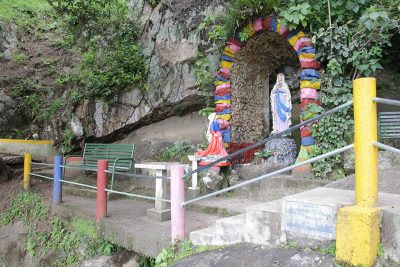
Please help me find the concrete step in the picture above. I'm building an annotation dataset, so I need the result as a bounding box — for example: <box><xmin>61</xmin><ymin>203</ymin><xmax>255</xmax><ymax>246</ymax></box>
<box><xmin>215</xmin><ymin>214</ymin><xmax>246</xmax><ymax>244</ymax></box>
<box><xmin>190</xmin><ymin>226</ymin><xmax>220</xmax><ymax>246</ymax></box>
<box><xmin>234</xmin><ymin>175</ymin><xmax>330</xmax><ymax>202</ymax></box>
<box><xmin>245</xmin><ymin>200</ymin><xmax>282</xmax><ymax>245</ymax></box>
<box><xmin>382</xmin><ymin>206</ymin><xmax>400</xmax><ymax>262</ymax></box>
<box><xmin>186</xmin><ymin>197</ymin><xmax>263</xmax><ymax>217</ymax></box>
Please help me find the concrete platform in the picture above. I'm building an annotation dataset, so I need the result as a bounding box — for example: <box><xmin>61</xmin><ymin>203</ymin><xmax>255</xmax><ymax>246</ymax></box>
<box><xmin>55</xmin><ymin>194</ymin><xmax>222</xmax><ymax>257</ymax></box>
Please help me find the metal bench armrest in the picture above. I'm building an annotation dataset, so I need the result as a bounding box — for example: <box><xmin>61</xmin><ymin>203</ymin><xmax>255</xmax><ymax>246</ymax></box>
<box><xmin>63</xmin><ymin>154</ymin><xmax>83</xmax><ymax>179</ymax></box>
<box><xmin>110</xmin><ymin>158</ymin><xmax>135</xmax><ymax>190</ymax></box>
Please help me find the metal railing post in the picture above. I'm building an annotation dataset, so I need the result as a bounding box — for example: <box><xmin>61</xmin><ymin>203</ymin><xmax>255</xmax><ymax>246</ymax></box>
<box><xmin>96</xmin><ymin>160</ymin><xmax>109</xmax><ymax>222</ymax></box>
<box><xmin>23</xmin><ymin>154</ymin><xmax>32</xmax><ymax>191</ymax></box>
<box><xmin>53</xmin><ymin>156</ymin><xmax>63</xmax><ymax>207</ymax></box>
<box><xmin>171</xmin><ymin>165</ymin><xmax>185</xmax><ymax>242</ymax></box>
<box><xmin>336</xmin><ymin>77</ymin><xmax>380</xmax><ymax>266</ymax></box>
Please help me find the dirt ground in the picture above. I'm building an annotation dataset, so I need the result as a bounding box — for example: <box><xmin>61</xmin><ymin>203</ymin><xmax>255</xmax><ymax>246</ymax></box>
<box><xmin>0</xmin><ymin>164</ymin><xmax>52</xmax><ymax>212</ymax></box>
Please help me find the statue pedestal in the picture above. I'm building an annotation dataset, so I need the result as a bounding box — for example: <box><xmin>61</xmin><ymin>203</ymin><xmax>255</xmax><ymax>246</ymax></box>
<box><xmin>264</xmin><ymin>137</ymin><xmax>297</xmax><ymax>166</ymax></box>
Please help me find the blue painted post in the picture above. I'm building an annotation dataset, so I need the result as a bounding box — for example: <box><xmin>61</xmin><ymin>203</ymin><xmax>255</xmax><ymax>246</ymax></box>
<box><xmin>53</xmin><ymin>156</ymin><xmax>63</xmax><ymax>208</ymax></box>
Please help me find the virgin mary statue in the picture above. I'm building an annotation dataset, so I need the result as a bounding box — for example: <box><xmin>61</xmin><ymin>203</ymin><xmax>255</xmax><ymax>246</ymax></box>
<box><xmin>270</xmin><ymin>73</ymin><xmax>292</xmax><ymax>134</ymax></box>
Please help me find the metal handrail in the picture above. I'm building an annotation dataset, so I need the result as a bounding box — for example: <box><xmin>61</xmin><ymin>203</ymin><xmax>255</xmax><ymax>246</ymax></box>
<box><xmin>60</xmin><ymin>165</ymin><xmax>97</xmax><ymax>172</ymax></box>
<box><xmin>31</xmin><ymin>162</ymin><xmax>54</xmax><ymax>167</ymax></box>
<box><xmin>105</xmin><ymin>189</ymin><xmax>171</xmax><ymax>203</ymax></box>
<box><xmin>105</xmin><ymin>170</ymin><xmax>170</xmax><ymax>180</ymax></box>
<box><xmin>182</xmin><ymin>144</ymin><xmax>354</xmax><ymax>206</ymax></box>
<box><xmin>373</xmin><ymin>97</ymin><xmax>400</xmax><ymax>107</ymax></box>
<box><xmin>30</xmin><ymin>173</ymin><xmax>54</xmax><ymax>180</ymax></box>
<box><xmin>373</xmin><ymin>142</ymin><xmax>400</xmax><ymax>155</ymax></box>
<box><xmin>184</xmin><ymin>101</ymin><xmax>354</xmax><ymax>179</ymax></box>
<box><xmin>60</xmin><ymin>179</ymin><xmax>97</xmax><ymax>190</ymax></box>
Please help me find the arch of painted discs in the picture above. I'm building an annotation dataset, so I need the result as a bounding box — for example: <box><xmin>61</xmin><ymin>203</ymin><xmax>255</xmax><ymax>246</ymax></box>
<box><xmin>211</xmin><ymin>16</ymin><xmax>322</xmax><ymax>167</ymax></box>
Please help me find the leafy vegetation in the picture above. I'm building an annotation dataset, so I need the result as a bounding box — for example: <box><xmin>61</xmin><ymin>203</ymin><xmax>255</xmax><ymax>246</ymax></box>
<box><xmin>154</xmin><ymin>240</ymin><xmax>223</xmax><ymax>267</ymax></box>
<box><xmin>156</xmin><ymin>140</ymin><xmax>196</xmax><ymax>163</ymax></box>
<box><xmin>279</xmin><ymin>0</ymin><xmax>399</xmax><ymax>178</ymax></box>
<box><xmin>0</xmin><ymin>192</ymin><xmax>118</xmax><ymax>266</ymax></box>
<box><xmin>0</xmin><ymin>0</ymin><xmax>50</xmax><ymax>21</ymax></box>
<box><xmin>319</xmin><ymin>242</ymin><xmax>336</xmax><ymax>256</ymax></box>
<box><xmin>47</xmin><ymin>0</ymin><xmax>148</xmax><ymax>103</ymax></box>
<box><xmin>3</xmin><ymin>0</ymin><xmax>148</xmax><ymax>129</ymax></box>
<box><xmin>10</xmin><ymin>79</ymin><xmax>64</xmax><ymax>123</ymax></box>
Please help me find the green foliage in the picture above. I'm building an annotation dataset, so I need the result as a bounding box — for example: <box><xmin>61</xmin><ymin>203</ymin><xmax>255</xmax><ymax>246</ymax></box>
<box><xmin>287</xmin><ymin>241</ymin><xmax>298</xmax><ymax>249</ymax></box>
<box><xmin>254</xmin><ymin>150</ymin><xmax>273</xmax><ymax>158</ymax></box>
<box><xmin>198</xmin><ymin>107</ymin><xmax>215</xmax><ymax>118</ymax></box>
<box><xmin>197</xmin><ymin>16</ymin><xmax>228</xmax><ymax>45</ymax></box>
<box><xmin>239</xmin><ymin>27</ymin><xmax>252</xmax><ymax>42</ymax></box>
<box><xmin>0</xmin><ymin>192</ymin><xmax>49</xmax><ymax>225</ymax></box>
<box><xmin>11</xmin><ymin>79</ymin><xmax>64</xmax><ymax>122</ymax></box>
<box><xmin>279</xmin><ymin>0</ymin><xmax>399</xmax><ymax>178</ymax></box>
<box><xmin>193</xmin><ymin>54</ymin><xmax>214</xmax><ymax>90</ymax></box>
<box><xmin>75</xmin><ymin>43</ymin><xmax>147</xmax><ymax>102</ymax></box>
<box><xmin>319</xmin><ymin>242</ymin><xmax>336</xmax><ymax>256</ymax></box>
<box><xmin>1</xmin><ymin>192</ymin><xmax>119</xmax><ymax>266</ymax></box>
<box><xmin>223</xmin><ymin>0</ymin><xmax>283</xmax><ymax>33</ymax></box>
<box><xmin>377</xmin><ymin>243</ymin><xmax>385</xmax><ymax>258</ymax></box>
<box><xmin>148</xmin><ymin>0</ymin><xmax>160</xmax><ymax>8</ymax></box>
<box><xmin>157</xmin><ymin>140</ymin><xmax>196</xmax><ymax>163</ymax></box>
<box><xmin>280</xmin><ymin>2</ymin><xmax>312</xmax><ymax>29</ymax></box>
<box><xmin>0</xmin><ymin>0</ymin><xmax>50</xmax><ymax>21</ymax></box>
<box><xmin>154</xmin><ymin>240</ymin><xmax>223</xmax><ymax>267</ymax></box>
<box><xmin>47</xmin><ymin>0</ymin><xmax>148</xmax><ymax>102</ymax></box>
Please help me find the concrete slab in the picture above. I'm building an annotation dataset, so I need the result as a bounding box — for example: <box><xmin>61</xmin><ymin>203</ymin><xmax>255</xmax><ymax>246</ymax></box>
<box><xmin>381</xmin><ymin>206</ymin><xmax>400</xmax><ymax>262</ymax></box>
<box><xmin>281</xmin><ymin>187</ymin><xmax>400</xmax><ymax>248</ymax></box>
<box><xmin>215</xmin><ymin>214</ymin><xmax>246</xmax><ymax>244</ymax></box>
<box><xmin>55</xmin><ymin>194</ymin><xmax>222</xmax><ymax>257</ymax></box>
<box><xmin>281</xmin><ymin>188</ymin><xmax>354</xmax><ymax>244</ymax></box>
<box><xmin>190</xmin><ymin>226</ymin><xmax>221</xmax><ymax>246</ymax></box>
<box><xmin>245</xmin><ymin>200</ymin><xmax>282</xmax><ymax>245</ymax></box>
<box><xmin>187</xmin><ymin>196</ymin><xmax>263</xmax><ymax>217</ymax></box>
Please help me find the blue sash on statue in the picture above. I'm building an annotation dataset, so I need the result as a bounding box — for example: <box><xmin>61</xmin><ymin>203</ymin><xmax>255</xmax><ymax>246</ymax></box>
<box><xmin>276</xmin><ymin>90</ymin><xmax>291</xmax><ymax>122</ymax></box>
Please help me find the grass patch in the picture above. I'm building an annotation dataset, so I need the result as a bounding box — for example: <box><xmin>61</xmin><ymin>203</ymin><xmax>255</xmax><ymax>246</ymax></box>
<box><xmin>0</xmin><ymin>192</ymin><xmax>119</xmax><ymax>266</ymax></box>
<box><xmin>154</xmin><ymin>239</ymin><xmax>224</xmax><ymax>267</ymax></box>
<box><xmin>0</xmin><ymin>0</ymin><xmax>50</xmax><ymax>21</ymax></box>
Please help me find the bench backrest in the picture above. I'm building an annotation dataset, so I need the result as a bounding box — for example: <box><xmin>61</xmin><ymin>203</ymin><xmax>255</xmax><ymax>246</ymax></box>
<box><xmin>82</xmin><ymin>143</ymin><xmax>134</xmax><ymax>170</ymax></box>
<box><xmin>378</xmin><ymin>112</ymin><xmax>400</xmax><ymax>139</ymax></box>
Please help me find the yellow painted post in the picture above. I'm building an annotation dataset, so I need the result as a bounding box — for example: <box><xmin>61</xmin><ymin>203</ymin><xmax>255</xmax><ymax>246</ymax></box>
<box><xmin>353</xmin><ymin>77</ymin><xmax>378</xmax><ymax>206</ymax></box>
<box><xmin>336</xmin><ymin>77</ymin><xmax>381</xmax><ymax>267</ymax></box>
<box><xmin>23</xmin><ymin>154</ymin><xmax>32</xmax><ymax>191</ymax></box>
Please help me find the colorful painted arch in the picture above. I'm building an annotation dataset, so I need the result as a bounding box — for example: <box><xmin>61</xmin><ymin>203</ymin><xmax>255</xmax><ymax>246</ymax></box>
<box><xmin>210</xmin><ymin>16</ymin><xmax>322</xmax><ymax>164</ymax></box>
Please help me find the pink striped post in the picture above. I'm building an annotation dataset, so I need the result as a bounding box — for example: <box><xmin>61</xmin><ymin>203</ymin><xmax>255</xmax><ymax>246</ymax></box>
<box><xmin>171</xmin><ymin>165</ymin><xmax>185</xmax><ymax>242</ymax></box>
<box><xmin>96</xmin><ymin>160</ymin><xmax>108</xmax><ymax>222</ymax></box>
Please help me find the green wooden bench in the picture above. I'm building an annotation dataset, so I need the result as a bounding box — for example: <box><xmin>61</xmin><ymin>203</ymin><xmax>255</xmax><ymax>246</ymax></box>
<box><xmin>64</xmin><ymin>143</ymin><xmax>135</xmax><ymax>190</ymax></box>
<box><xmin>378</xmin><ymin>112</ymin><xmax>400</xmax><ymax>139</ymax></box>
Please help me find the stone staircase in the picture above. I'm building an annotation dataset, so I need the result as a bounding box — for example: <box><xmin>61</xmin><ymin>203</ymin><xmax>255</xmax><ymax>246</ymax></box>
<box><xmin>190</xmin><ymin>187</ymin><xmax>400</xmax><ymax>262</ymax></box>
<box><xmin>190</xmin><ymin>199</ymin><xmax>282</xmax><ymax>246</ymax></box>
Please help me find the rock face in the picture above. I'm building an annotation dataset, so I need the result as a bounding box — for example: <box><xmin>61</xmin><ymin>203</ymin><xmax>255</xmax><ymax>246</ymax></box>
<box><xmin>0</xmin><ymin>90</ymin><xmax>25</xmax><ymax>137</ymax></box>
<box><xmin>0</xmin><ymin>23</ymin><xmax>18</xmax><ymax>59</ymax></box>
<box><xmin>68</xmin><ymin>0</ymin><xmax>225</xmax><ymax>141</ymax></box>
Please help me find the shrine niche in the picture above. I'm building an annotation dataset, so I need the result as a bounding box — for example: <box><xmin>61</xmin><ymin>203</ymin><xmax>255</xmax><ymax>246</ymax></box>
<box><xmin>230</xmin><ymin>31</ymin><xmax>299</xmax><ymax>143</ymax></box>
<box><xmin>213</xmin><ymin>16</ymin><xmax>322</xmax><ymax>165</ymax></box>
